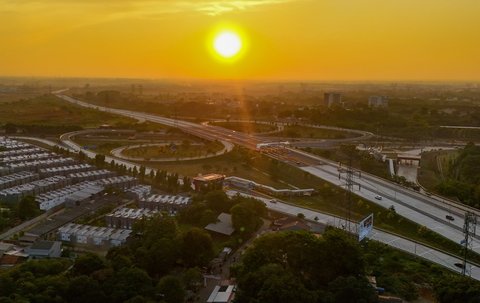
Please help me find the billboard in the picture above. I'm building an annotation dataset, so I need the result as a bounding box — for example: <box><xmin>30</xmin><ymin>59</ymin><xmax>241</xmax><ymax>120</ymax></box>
<box><xmin>358</xmin><ymin>213</ymin><xmax>374</xmax><ymax>241</ymax></box>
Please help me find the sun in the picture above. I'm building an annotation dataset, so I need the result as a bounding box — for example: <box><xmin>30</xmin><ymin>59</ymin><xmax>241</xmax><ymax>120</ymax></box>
<box><xmin>213</xmin><ymin>31</ymin><xmax>242</xmax><ymax>58</ymax></box>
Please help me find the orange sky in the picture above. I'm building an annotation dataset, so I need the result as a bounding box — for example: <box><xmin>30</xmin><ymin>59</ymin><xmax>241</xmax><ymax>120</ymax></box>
<box><xmin>1</xmin><ymin>0</ymin><xmax>480</xmax><ymax>81</ymax></box>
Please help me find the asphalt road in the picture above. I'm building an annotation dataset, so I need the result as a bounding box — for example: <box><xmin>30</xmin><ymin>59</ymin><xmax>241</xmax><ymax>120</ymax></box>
<box><xmin>54</xmin><ymin>92</ymin><xmax>480</xmax><ymax>255</ymax></box>
<box><xmin>226</xmin><ymin>190</ymin><xmax>480</xmax><ymax>281</ymax></box>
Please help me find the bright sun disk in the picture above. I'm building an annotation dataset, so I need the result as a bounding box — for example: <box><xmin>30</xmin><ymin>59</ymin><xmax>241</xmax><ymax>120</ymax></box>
<box><xmin>213</xmin><ymin>31</ymin><xmax>242</xmax><ymax>58</ymax></box>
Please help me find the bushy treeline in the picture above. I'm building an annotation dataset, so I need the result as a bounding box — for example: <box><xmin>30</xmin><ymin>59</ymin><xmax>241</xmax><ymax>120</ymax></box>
<box><xmin>0</xmin><ymin>195</ymin><xmax>42</xmax><ymax>233</ymax></box>
<box><xmin>0</xmin><ymin>191</ymin><xmax>268</xmax><ymax>303</ymax></box>
<box><xmin>233</xmin><ymin>229</ymin><xmax>480</xmax><ymax>303</ymax></box>
<box><xmin>178</xmin><ymin>191</ymin><xmax>267</xmax><ymax>239</ymax></box>
<box><xmin>436</xmin><ymin>142</ymin><xmax>480</xmax><ymax>208</ymax></box>
<box><xmin>0</xmin><ymin>216</ymin><xmax>211</xmax><ymax>303</ymax></box>
<box><xmin>3</xmin><ymin>123</ymin><xmax>82</xmax><ymax>135</ymax></box>
<box><xmin>232</xmin><ymin>229</ymin><xmax>377</xmax><ymax>303</ymax></box>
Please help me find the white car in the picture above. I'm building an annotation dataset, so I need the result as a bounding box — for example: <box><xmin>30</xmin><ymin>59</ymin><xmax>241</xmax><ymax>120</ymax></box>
<box><xmin>374</xmin><ymin>195</ymin><xmax>383</xmax><ymax>200</ymax></box>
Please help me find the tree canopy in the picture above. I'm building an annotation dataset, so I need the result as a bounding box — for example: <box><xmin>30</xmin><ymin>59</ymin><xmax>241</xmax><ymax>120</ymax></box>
<box><xmin>233</xmin><ymin>229</ymin><xmax>376</xmax><ymax>303</ymax></box>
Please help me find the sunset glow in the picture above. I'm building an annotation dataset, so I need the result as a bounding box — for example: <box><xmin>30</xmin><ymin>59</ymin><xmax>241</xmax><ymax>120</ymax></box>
<box><xmin>1</xmin><ymin>0</ymin><xmax>480</xmax><ymax>81</ymax></box>
<box><xmin>213</xmin><ymin>31</ymin><xmax>242</xmax><ymax>58</ymax></box>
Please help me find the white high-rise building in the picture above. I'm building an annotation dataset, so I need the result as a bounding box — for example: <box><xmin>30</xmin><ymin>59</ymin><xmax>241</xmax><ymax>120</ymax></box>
<box><xmin>368</xmin><ymin>96</ymin><xmax>389</xmax><ymax>108</ymax></box>
<box><xmin>324</xmin><ymin>92</ymin><xmax>342</xmax><ymax>108</ymax></box>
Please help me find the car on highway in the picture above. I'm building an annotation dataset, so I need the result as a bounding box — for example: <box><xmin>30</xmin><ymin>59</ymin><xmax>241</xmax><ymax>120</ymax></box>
<box><xmin>375</xmin><ymin>195</ymin><xmax>383</xmax><ymax>200</ymax></box>
<box><xmin>446</xmin><ymin>215</ymin><xmax>455</xmax><ymax>221</ymax></box>
<box><xmin>454</xmin><ymin>262</ymin><xmax>465</xmax><ymax>270</ymax></box>
<box><xmin>270</xmin><ymin>199</ymin><xmax>278</xmax><ymax>204</ymax></box>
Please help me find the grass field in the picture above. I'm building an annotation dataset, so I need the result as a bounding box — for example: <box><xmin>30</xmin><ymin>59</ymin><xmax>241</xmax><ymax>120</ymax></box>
<box><xmin>74</xmin><ymin>139</ymin><xmax>126</xmax><ymax>155</ymax></box>
<box><xmin>146</xmin><ymin>153</ymin><xmax>289</xmax><ymax>189</ymax></box>
<box><xmin>123</xmin><ymin>140</ymin><xmax>224</xmax><ymax>159</ymax></box>
<box><xmin>209</xmin><ymin>121</ymin><xmax>277</xmax><ymax>134</ymax></box>
<box><xmin>266</xmin><ymin>125</ymin><xmax>358</xmax><ymax>139</ymax></box>
<box><xmin>0</xmin><ymin>95</ymin><xmax>135</xmax><ymax>128</ymax></box>
<box><xmin>308</xmin><ymin>147</ymin><xmax>391</xmax><ymax>179</ymax></box>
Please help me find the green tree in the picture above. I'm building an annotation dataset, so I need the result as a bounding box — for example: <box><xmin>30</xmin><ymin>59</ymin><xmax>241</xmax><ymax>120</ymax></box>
<box><xmin>205</xmin><ymin>190</ymin><xmax>231</xmax><ymax>213</ymax></box>
<box><xmin>182</xmin><ymin>176</ymin><xmax>191</xmax><ymax>191</ymax></box>
<box><xmin>178</xmin><ymin>203</ymin><xmax>208</xmax><ymax>226</ymax></box>
<box><xmin>327</xmin><ymin>276</ymin><xmax>377</xmax><ymax>303</ymax></box>
<box><xmin>66</xmin><ymin>275</ymin><xmax>107</xmax><ymax>303</ymax></box>
<box><xmin>180</xmin><ymin>228</ymin><xmax>214</xmax><ymax>267</ymax></box>
<box><xmin>94</xmin><ymin>154</ymin><xmax>106</xmax><ymax>167</ymax></box>
<box><xmin>157</xmin><ymin>275</ymin><xmax>186</xmax><ymax>303</ymax></box>
<box><xmin>233</xmin><ymin>229</ymin><xmax>374</xmax><ymax>302</ymax></box>
<box><xmin>105</xmin><ymin>267</ymin><xmax>153</xmax><ymax>302</ymax></box>
<box><xmin>16</xmin><ymin>196</ymin><xmax>40</xmax><ymax>220</ymax></box>
<box><xmin>143</xmin><ymin>238</ymin><xmax>178</xmax><ymax>276</ymax></box>
<box><xmin>182</xmin><ymin>267</ymin><xmax>203</xmax><ymax>291</ymax></box>
<box><xmin>72</xmin><ymin>253</ymin><xmax>106</xmax><ymax>276</ymax></box>
<box><xmin>231</xmin><ymin>203</ymin><xmax>260</xmax><ymax>235</ymax></box>
<box><xmin>235</xmin><ymin>264</ymin><xmax>317</xmax><ymax>303</ymax></box>
<box><xmin>434</xmin><ymin>274</ymin><xmax>480</xmax><ymax>303</ymax></box>
<box><xmin>4</xmin><ymin>123</ymin><xmax>16</xmax><ymax>134</ymax></box>
<box><xmin>139</xmin><ymin>166</ymin><xmax>146</xmax><ymax>181</ymax></box>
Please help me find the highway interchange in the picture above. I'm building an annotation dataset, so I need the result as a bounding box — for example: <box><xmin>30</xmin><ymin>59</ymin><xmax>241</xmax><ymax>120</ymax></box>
<box><xmin>53</xmin><ymin>91</ymin><xmax>480</xmax><ymax>279</ymax></box>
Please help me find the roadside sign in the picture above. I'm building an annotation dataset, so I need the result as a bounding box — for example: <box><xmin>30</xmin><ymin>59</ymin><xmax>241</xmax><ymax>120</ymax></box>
<box><xmin>358</xmin><ymin>213</ymin><xmax>374</xmax><ymax>241</ymax></box>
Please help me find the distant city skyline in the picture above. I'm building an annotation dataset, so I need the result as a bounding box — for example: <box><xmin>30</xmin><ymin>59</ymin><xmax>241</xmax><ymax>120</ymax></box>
<box><xmin>1</xmin><ymin>0</ymin><xmax>480</xmax><ymax>81</ymax></box>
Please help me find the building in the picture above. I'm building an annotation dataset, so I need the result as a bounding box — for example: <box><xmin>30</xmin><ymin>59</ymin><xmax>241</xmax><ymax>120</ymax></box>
<box><xmin>39</xmin><ymin>163</ymin><xmax>92</xmax><ymax>177</ymax></box>
<box><xmin>126</xmin><ymin>185</ymin><xmax>152</xmax><ymax>200</ymax></box>
<box><xmin>396</xmin><ymin>153</ymin><xmax>421</xmax><ymax>167</ymax></box>
<box><xmin>67</xmin><ymin>169</ymin><xmax>115</xmax><ymax>183</ymax></box>
<box><xmin>0</xmin><ymin>171</ymin><xmax>39</xmax><ymax>190</ymax></box>
<box><xmin>27</xmin><ymin>240</ymin><xmax>62</xmax><ymax>259</ymax></box>
<box><xmin>207</xmin><ymin>284</ymin><xmax>236</xmax><ymax>303</ymax></box>
<box><xmin>36</xmin><ymin>181</ymin><xmax>104</xmax><ymax>210</ymax></box>
<box><xmin>58</xmin><ymin>223</ymin><xmax>131</xmax><ymax>248</ymax></box>
<box><xmin>205</xmin><ymin>213</ymin><xmax>235</xmax><ymax>236</ymax></box>
<box><xmin>0</xmin><ymin>137</ymin><xmax>30</xmax><ymax>150</ymax></box>
<box><xmin>105</xmin><ymin>207</ymin><xmax>158</xmax><ymax>229</ymax></box>
<box><xmin>368</xmin><ymin>96</ymin><xmax>389</xmax><ymax>108</ymax></box>
<box><xmin>5</xmin><ymin>157</ymin><xmax>75</xmax><ymax>174</ymax></box>
<box><xmin>0</xmin><ymin>147</ymin><xmax>42</xmax><ymax>158</ymax></box>
<box><xmin>64</xmin><ymin>184</ymin><xmax>105</xmax><ymax>208</ymax></box>
<box><xmin>324</xmin><ymin>92</ymin><xmax>342</xmax><ymax>108</ymax></box>
<box><xmin>94</xmin><ymin>175</ymin><xmax>138</xmax><ymax>189</ymax></box>
<box><xmin>0</xmin><ymin>152</ymin><xmax>56</xmax><ymax>165</ymax></box>
<box><xmin>0</xmin><ymin>254</ymin><xmax>27</xmax><ymax>268</ymax></box>
<box><xmin>193</xmin><ymin>173</ymin><xmax>225</xmax><ymax>192</ymax></box>
<box><xmin>139</xmin><ymin>194</ymin><xmax>191</xmax><ymax>214</ymax></box>
<box><xmin>273</xmin><ymin>217</ymin><xmax>312</xmax><ymax>232</ymax></box>
<box><xmin>0</xmin><ymin>242</ymin><xmax>14</xmax><ymax>256</ymax></box>
<box><xmin>18</xmin><ymin>234</ymin><xmax>39</xmax><ymax>246</ymax></box>
<box><xmin>225</xmin><ymin>176</ymin><xmax>314</xmax><ymax>197</ymax></box>
<box><xmin>0</xmin><ymin>175</ymin><xmax>70</xmax><ymax>203</ymax></box>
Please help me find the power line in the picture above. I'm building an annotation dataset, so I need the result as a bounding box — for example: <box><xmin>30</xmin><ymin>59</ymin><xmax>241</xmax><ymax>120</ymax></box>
<box><xmin>338</xmin><ymin>159</ymin><xmax>362</xmax><ymax>232</ymax></box>
<box><xmin>462</xmin><ymin>211</ymin><xmax>477</xmax><ymax>276</ymax></box>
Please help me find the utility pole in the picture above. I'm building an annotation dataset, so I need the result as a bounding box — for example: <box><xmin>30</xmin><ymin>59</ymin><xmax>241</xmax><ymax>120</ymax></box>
<box><xmin>338</xmin><ymin>159</ymin><xmax>362</xmax><ymax>232</ymax></box>
<box><xmin>462</xmin><ymin>211</ymin><xmax>477</xmax><ymax>276</ymax></box>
